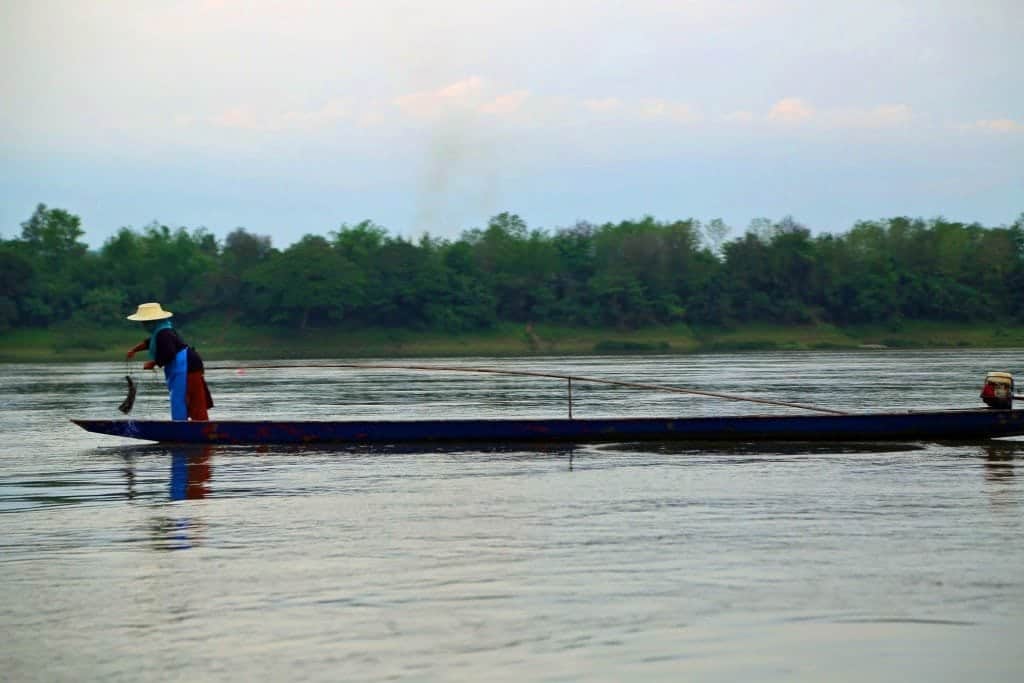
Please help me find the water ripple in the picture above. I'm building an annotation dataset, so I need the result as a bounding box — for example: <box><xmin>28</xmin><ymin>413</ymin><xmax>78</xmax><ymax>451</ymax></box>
<box><xmin>1</xmin><ymin>352</ymin><xmax>1023</xmax><ymax>681</ymax></box>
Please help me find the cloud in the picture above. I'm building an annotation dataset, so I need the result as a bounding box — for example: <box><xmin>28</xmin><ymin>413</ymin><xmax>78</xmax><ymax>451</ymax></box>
<box><xmin>187</xmin><ymin>87</ymin><xmax>923</xmax><ymax>149</ymax></box>
<box><xmin>765</xmin><ymin>98</ymin><xmax>914</xmax><ymax>129</ymax></box>
<box><xmin>640</xmin><ymin>99</ymin><xmax>701</xmax><ymax>123</ymax></box>
<box><xmin>830</xmin><ymin>104</ymin><xmax>912</xmax><ymax>128</ymax></box>
<box><xmin>394</xmin><ymin>77</ymin><xmax>531</xmax><ymax>120</ymax></box>
<box><xmin>579</xmin><ymin>96</ymin><xmax>700</xmax><ymax>124</ymax></box>
<box><xmin>768</xmin><ymin>97</ymin><xmax>815</xmax><ymax>124</ymax></box>
<box><xmin>583</xmin><ymin>97</ymin><xmax>624</xmax><ymax>113</ymax></box>
<box><xmin>393</xmin><ymin>78</ymin><xmax>478</xmax><ymax>119</ymax></box>
<box><xmin>478</xmin><ymin>90</ymin><xmax>531</xmax><ymax>116</ymax></box>
<box><xmin>206</xmin><ymin>99</ymin><xmax>350</xmax><ymax>132</ymax></box>
<box><xmin>723</xmin><ymin>110</ymin><xmax>755</xmax><ymax>124</ymax></box>
<box><xmin>971</xmin><ymin>118</ymin><xmax>1023</xmax><ymax>133</ymax></box>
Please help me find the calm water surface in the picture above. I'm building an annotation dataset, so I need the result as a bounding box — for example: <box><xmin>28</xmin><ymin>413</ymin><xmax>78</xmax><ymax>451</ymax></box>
<box><xmin>1</xmin><ymin>351</ymin><xmax>1022</xmax><ymax>681</ymax></box>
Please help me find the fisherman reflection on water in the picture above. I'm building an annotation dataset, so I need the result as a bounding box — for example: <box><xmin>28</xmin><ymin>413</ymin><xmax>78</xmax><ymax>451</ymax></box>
<box><xmin>121</xmin><ymin>446</ymin><xmax>214</xmax><ymax>501</ymax></box>
<box><xmin>117</xmin><ymin>445</ymin><xmax>213</xmax><ymax>550</ymax></box>
<box><xmin>163</xmin><ymin>448</ymin><xmax>212</xmax><ymax>551</ymax></box>
<box><xmin>125</xmin><ymin>302</ymin><xmax>213</xmax><ymax>420</ymax></box>
<box><xmin>171</xmin><ymin>447</ymin><xmax>213</xmax><ymax>500</ymax></box>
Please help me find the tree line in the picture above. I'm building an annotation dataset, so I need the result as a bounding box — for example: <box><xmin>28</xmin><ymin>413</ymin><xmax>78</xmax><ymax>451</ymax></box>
<box><xmin>2</xmin><ymin>204</ymin><xmax>1023</xmax><ymax>332</ymax></box>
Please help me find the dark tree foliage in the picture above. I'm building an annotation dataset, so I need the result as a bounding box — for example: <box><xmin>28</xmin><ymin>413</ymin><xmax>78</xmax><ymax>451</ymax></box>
<box><xmin>4</xmin><ymin>205</ymin><xmax>1023</xmax><ymax>332</ymax></box>
<box><xmin>13</xmin><ymin>204</ymin><xmax>91</xmax><ymax>323</ymax></box>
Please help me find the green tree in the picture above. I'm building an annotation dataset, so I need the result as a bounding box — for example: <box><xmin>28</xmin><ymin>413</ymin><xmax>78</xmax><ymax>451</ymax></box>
<box><xmin>467</xmin><ymin>213</ymin><xmax>559</xmax><ymax>322</ymax></box>
<box><xmin>95</xmin><ymin>223</ymin><xmax>218</xmax><ymax>319</ymax></box>
<box><xmin>0</xmin><ymin>241</ymin><xmax>36</xmax><ymax>328</ymax></box>
<box><xmin>437</xmin><ymin>240</ymin><xmax>497</xmax><ymax>330</ymax></box>
<box><xmin>549</xmin><ymin>221</ymin><xmax>598</xmax><ymax>325</ymax></box>
<box><xmin>246</xmin><ymin>235</ymin><xmax>364</xmax><ymax>328</ymax></box>
<box><xmin>216</xmin><ymin>228</ymin><xmax>274</xmax><ymax>316</ymax></box>
<box><xmin>16</xmin><ymin>204</ymin><xmax>90</xmax><ymax>323</ymax></box>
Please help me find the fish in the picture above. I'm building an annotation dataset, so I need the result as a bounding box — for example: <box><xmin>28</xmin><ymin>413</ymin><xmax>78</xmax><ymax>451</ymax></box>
<box><xmin>118</xmin><ymin>375</ymin><xmax>137</xmax><ymax>414</ymax></box>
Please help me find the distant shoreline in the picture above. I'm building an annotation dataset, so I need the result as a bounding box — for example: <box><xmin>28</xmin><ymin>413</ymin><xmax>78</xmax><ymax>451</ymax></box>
<box><xmin>3</xmin><ymin>321</ymin><xmax>1024</xmax><ymax>363</ymax></box>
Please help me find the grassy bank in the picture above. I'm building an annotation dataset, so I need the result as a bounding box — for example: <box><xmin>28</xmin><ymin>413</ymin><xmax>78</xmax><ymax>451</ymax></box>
<box><xmin>3</xmin><ymin>319</ymin><xmax>1024</xmax><ymax>363</ymax></box>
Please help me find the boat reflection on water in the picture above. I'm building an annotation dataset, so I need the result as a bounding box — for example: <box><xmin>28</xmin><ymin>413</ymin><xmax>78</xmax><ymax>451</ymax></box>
<box><xmin>108</xmin><ymin>438</ymin><xmax>1020</xmax><ymax>501</ymax></box>
<box><xmin>974</xmin><ymin>440</ymin><xmax>1020</xmax><ymax>510</ymax></box>
<box><xmin>595</xmin><ymin>440</ymin><xmax>928</xmax><ymax>457</ymax></box>
<box><xmin>981</xmin><ymin>441</ymin><xmax>1018</xmax><ymax>482</ymax></box>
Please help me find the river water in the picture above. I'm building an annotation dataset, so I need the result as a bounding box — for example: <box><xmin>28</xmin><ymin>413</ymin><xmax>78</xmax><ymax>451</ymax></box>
<box><xmin>1</xmin><ymin>350</ymin><xmax>1022</xmax><ymax>681</ymax></box>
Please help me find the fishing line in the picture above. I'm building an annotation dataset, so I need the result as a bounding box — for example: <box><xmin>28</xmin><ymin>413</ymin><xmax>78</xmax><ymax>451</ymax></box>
<box><xmin>205</xmin><ymin>362</ymin><xmax>848</xmax><ymax>415</ymax></box>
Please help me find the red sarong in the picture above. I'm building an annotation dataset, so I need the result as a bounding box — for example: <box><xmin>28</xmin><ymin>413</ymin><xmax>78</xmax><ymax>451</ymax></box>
<box><xmin>186</xmin><ymin>371</ymin><xmax>213</xmax><ymax>421</ymax></box>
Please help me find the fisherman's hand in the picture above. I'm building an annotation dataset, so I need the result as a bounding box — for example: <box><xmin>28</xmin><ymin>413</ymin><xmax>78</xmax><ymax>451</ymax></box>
<box><xmin>143</xmin><ymin>360</ymin><xmax>156</xmax><ymax>370</ymax></box>
<box><xmin>126</xmin><ymin>349</ymin><xmax>136</xmax><ymax>360</ymax></box>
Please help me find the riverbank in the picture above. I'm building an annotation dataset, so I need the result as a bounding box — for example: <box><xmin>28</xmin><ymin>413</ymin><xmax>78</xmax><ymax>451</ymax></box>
<box><xmin>3</xmin><ymin>320</ymin><xmax>1024</xmax><ymax>362</ymax></box>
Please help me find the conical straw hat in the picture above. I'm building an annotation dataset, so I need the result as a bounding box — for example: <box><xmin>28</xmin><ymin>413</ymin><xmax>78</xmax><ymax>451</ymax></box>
<box><xmin>126</xmin><ymin>302</ymin><xmax>173</xmax><ymax>321</ymax></box>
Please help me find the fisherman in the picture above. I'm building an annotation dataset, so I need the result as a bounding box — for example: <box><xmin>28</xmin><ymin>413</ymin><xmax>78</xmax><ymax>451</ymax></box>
<box><xmin>125</xmin><ymin>302</ymin><xmax>213</xmax><ymax>420</ymax></box>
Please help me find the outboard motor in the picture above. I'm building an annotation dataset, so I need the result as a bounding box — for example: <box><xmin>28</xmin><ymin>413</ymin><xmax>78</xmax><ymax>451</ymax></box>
<box><xmin>980</xmin><ymin>371</ymin><xmax>1014</xmax><ymax>409</ymax></box>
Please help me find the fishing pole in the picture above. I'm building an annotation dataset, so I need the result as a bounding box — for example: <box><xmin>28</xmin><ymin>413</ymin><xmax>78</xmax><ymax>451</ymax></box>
<box><xmin>207</xmin><ymin>362</ymin><xmax>848</xmax><ymax>415</ymax></box>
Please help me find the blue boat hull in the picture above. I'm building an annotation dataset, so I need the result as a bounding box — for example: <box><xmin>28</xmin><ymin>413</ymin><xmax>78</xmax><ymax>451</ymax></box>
<box><xmin>73</xmin><ymin>409</ymin><xmax>1024</xmax><ymax>444</ymax></box>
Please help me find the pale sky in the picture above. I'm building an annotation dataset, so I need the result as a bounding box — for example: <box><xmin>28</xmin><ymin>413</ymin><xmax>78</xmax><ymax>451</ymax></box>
<box><xmin>2</xmin><ymin>0</ymin><xmax>1021</xmax><ymax>248</ymax></box>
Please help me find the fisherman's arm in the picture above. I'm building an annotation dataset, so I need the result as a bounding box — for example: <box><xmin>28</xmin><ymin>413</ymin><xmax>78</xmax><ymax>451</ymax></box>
<box><xmin>125</xmin><ymin>339</ymin><xmax>148</xmax><ymax>359</ymax></box>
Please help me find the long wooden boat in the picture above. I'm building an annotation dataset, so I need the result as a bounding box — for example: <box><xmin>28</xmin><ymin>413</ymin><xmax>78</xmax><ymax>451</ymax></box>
<box><xmin>72</xmin><ymin>408</ymin><xmax>1024</xmax><ymax>444</ymax></box>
